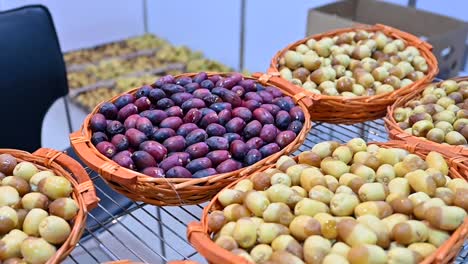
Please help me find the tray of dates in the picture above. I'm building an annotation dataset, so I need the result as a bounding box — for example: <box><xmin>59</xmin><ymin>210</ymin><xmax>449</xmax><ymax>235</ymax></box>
<box><xmin>65</xmin><ymin>34</ymin><xmax>233</xmax><ymax>113</ymax></box>
<box><xmin>0</xmin><ymin>148</ymin><xmax>98</xmax><ymax>264</ymax></box>
<box><xmin>70</xmin><ymin>72</ymin><xmax>312</xmax><ymax>206</ymax></box>
<box><xmin>188</xmin><ymin>138</ymin><xmax>467</xmax><ymax>264</ymax></box>
<box><xmin>268</xmin><ymin>24</ymin><xmax>438</xmax><ymax>124</ymax></box>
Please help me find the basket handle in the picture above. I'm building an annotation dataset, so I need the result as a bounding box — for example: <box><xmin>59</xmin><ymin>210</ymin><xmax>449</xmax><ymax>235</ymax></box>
<box><xmin>32</xmin><ymin>148</ymin><xmax>99</xmax><ymax>211</ymax></box>
<box><xmin>375</xmin><ymin>24</ymin><xmax>433</xmax><ymax>51</ymax></box>
<box><xmin>70</xmin><ymin>130</ymin><xmax>138</xmax><ymax>185</ymax></box>
<box><xmin>252</xmin><ymin>72</ymin><xmax>316</xmax><ymax>109</ymax></box>
<box><xmin>187</xmin><ymin>222</ymin><xmax>250</xmax><ymax>264</ymax></box>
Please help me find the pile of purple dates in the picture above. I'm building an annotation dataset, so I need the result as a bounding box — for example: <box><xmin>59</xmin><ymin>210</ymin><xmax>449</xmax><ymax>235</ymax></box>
<box><xmin>89</xmin><ymin>73</ymin><xmax>305</xmax><ymax>178</ymax></box>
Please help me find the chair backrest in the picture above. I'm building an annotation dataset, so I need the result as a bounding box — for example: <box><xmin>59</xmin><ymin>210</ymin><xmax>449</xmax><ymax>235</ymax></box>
<box><xmin>0</xmin><ymin>5</ymin><xmax>68</xmax><ymax>152</ymax></box>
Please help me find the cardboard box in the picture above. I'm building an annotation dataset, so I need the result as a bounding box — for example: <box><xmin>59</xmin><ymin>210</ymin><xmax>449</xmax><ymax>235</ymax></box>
<box><xmin>306</xmin><ymin>0</ymin><xmax>468</xmax><ymax>78</ymax></box>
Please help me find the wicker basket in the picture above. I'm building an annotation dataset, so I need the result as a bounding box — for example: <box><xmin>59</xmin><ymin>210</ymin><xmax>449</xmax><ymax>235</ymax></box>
<box><xmin>385</xmin><ymin>76</ymin><xmax>468</xmax><ymax>179</ymax></box>
<box><xmin>267</xmin><ymin>23</ymin><xmax>438</xmax><ymax>124</ymax></box>
<box><xmin>70</xmin><ymin>72</ymin><xmax>313</xmax><ymax>206</ymax></box>
<box><xmin>187</xmin><ymin>140</ymin><xmax>468</xmax><ymax>264</ymax></box>
<box><xmin>0</xmin><ymin>148</ymin><xmax>99</xmax><ymax>264</ymax></box>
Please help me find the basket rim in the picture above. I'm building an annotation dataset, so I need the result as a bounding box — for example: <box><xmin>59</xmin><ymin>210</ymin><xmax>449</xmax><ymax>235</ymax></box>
<box><xmin>0</xmin><ymin>148</ymin><xmax>98</xmax><ymax>264</ymax></box>
<box><xmin>267</xmin><ymin>23</ymin><xmax>439</xmax><ymax>103</ymax></box>
<box><xmin>70</xmin><ymin>72</ymin><xmax>312</xmax><ymax>191</ymax></box>
<box><xmin>385</xmin><ymin>76</ymin><xmax>468</xmax><ymax>161</ymax></box>
<box><xmin>188</xmin><ymin>140</ymin><xmax>468</xmax><ymax>264</ymax></box>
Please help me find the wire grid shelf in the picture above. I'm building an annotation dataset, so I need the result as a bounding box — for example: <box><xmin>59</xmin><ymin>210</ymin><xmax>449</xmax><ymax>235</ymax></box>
<box><xmin>64</xmin><ymin>119</ymin><xmax>468</xmax><ymax>264</ymax></box>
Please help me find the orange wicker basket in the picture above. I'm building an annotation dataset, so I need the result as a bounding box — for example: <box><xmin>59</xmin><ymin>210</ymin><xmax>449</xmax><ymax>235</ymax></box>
<box><xmin>187</xmin><ymin>140</ymin><xmax>468</xmax><ymax>264</ymax></box>
<box><xmin>268</xmin><ymin>23</ymin><xmax>438</xmax><ymax>124</ymax></box>
<box><xmin>0</xmin><ymin>148</ymin><xmax>99</xmax><ymax>264</ymax></box>
<box><xmin>385</xmin><ymin>76</ymin><xmax>468</xmax><ymax>179</ymax></box>
<box><xmin>70</xmin><ymin>72</ymin><xmax>313</xmax><ymax>206</ymax></box>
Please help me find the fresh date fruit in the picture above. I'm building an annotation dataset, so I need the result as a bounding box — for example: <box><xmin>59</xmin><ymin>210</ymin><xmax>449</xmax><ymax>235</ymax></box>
<box><xmin>163</xmin><ymin>135</ymin><xmax>186</xmax><ymax>152</ymax></box>
<box><xmin>186</xmin><ymin>129</ymin><xmax>208</xmax><ymax>146</ymax></box>
<box><xmin>216</xmin><ymin>159</ymin><xmax>242</xmax><ymax>173</ymax></box>
<box><xmin>131</xmin><ymin>151</ymin><xmax>157</xmax><ymax>170</ymax></box>
<box><xmin>96</xmin><ymin>141</ymin><xmax>117</xmax><ymax>158</ymax></box>
<box><xmin>99</xmin><ymin>102</ymin><xmax>118</xmax><ymax>119</ymax></box>
<box><xmin>140</xmin><ymin>141</ymin><xmax>167</xmax><ymax>162</ymax></box>
<box><xmin>90</xmin><ymin>113</ymin><xmax>107</xmax><ymax>132</ymax></box>
<box><xmin>111</xmin><ymin>134</ymin><xmax>130</xmax><ymax>152</ymax></box>
<box><xmin>140</xmin><ymin>167</ymin><xmax>164</xmax><ymax>178</ymax></box>
<box><xmin>186</xmin><ymin>142</ymin><xmax>210</xmax><ymax>159</ymax></box>
<box><xmin>114</xmin><ymin>94</ymin><xmax>135</xmax><ymax>109</ymax></box>
<box><xmin>166</xmin><ymin>166</ymin><xmax>192</xmax><ymax>178</ymax></box>
<box><xmin>245</xmin><ymin>149</ymin><xmax>262</xmax><ymax>166</ymax></box>
<box><xmin>151</xmin><ymin>128</ymin><xmax>176</xmax><ymax>143</ymax></box>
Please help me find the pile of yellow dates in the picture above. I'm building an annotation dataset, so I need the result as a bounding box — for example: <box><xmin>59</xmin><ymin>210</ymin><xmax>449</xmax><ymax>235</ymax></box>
<box><xmin>208</xmin><ymin>138</ymin><xmax>467</xmax><ymax>264</ymax></box>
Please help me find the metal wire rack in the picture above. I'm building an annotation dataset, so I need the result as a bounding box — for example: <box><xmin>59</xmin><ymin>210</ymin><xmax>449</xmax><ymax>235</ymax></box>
<box><xmin>64</xmin><ymin>119</ymin><xmax>468</xmax><ymax>264</ymax></box>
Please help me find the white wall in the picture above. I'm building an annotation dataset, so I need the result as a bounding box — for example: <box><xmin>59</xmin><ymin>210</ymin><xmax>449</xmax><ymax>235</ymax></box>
<box><xmin>243</xmin><ymin>0</ymin><xmax>334</xmax><ymax>72</ymax></box>
<box><xmin>146</xmin><ymin>0</ymin><xmax>336</xmax><ymax>72</ymax></box>
<box><xmin>0</xmin><ymin>0</ymin><xmax>145</xmax><ymax>52</ymax></box>
<box><xmin>146</xmin><ymin>0</ymin><xmax>242</xmax><ymax>70</ymax></box>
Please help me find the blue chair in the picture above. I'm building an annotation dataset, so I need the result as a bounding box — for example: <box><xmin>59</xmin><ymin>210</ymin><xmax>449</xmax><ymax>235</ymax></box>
<box><xmin>0</xmin><ymin>5</ymin><xmax>133</xmax><ymax>237</ymax></box>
